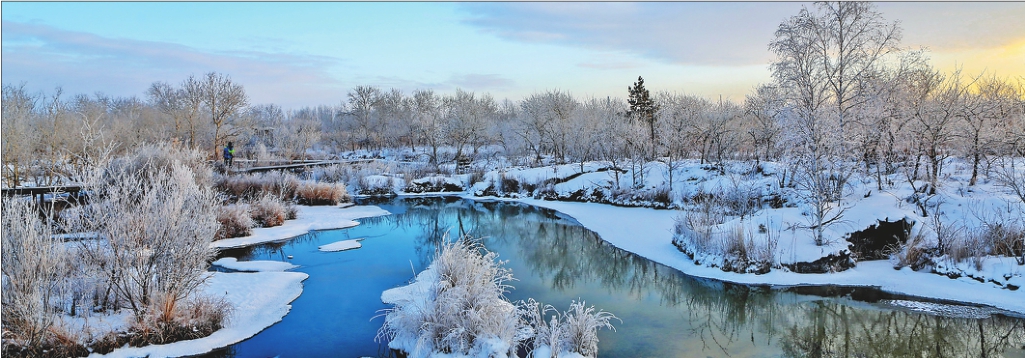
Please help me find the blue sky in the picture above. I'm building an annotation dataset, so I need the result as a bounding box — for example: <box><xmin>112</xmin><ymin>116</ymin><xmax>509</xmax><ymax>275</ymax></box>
<box><xmin>2</xmin><ymin>2</ymin><xmax>1023</xmax><ymax>109</ymax></box>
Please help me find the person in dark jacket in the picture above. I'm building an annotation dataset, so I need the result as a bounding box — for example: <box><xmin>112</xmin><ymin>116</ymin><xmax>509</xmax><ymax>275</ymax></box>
<box><xmin>223</xmin><ymin>142</ymin><xmax>235</xmax><ymax>167</ymax></box>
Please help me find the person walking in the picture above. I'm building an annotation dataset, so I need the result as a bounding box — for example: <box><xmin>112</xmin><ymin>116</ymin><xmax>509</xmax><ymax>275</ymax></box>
<box><xmin>223</xmin><ymin>142</ymin><xmax>235</xmax><ymax>167</ymax></box>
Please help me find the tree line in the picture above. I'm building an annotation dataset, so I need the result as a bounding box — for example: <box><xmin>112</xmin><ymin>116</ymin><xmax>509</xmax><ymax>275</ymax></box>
<box><xmin>3</xmin><ymin>2</ymin><xmax>1023</xmax><ymax>193</ymax></box>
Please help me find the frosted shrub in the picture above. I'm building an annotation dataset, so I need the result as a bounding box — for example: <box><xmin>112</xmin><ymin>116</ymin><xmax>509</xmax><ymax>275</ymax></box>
<box><xmin>378</xmin><ymin>237</ymin><xmax>524</xmax><ymax>358</ymax></box>
<box><xmin>520</xmin><ymin>299</ymin><xmax>618</xmax><ymax>358</ymax></box>
<box><xmin>104</xmin><ymin>142</ymin><xmax>213</xmax><ymax>190</ymax></box>
<box><xmin>216</xmin><ymin>203</ymin><xmax>254</xmax><ymax>239</ymax></box>
<box><xmin>1</xmin><ymin>199</ymin><xmax>69</xmax><ymax>353</ymax></box>
<box><xmin>890</xmin><ymin>228</ymin><xmax>931</xmax><ymax>270</ymax></box>
<box><xmin>559</xmin><ymin>300</ymin><xmax>618</xmax><ymax>358</ymax></box>
<box><xmin>68</xmin><ymin>159</ymin><xmax>220</xmax><ymax>323</ymax></box>
<box><xmin>673</xmin><ymin>212</ymin><xmax>716</xmax><ymax>256</ymax></box>
<box><xmin>379</xmin><ymin>237</ymin><xmax>618</xmax><ymax>358</ymax></box>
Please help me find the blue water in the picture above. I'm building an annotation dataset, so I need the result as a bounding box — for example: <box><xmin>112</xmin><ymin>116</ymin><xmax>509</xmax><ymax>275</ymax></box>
<box><xmin>201</xmin><ymin>197</ymin><xmax>1025</xmax><ymax>358</ymax></box>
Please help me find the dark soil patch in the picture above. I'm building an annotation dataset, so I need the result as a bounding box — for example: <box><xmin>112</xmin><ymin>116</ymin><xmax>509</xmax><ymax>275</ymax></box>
<box><xmin>847</xmin><ymin>218</ymin><xmax>912</xmax><ymax>261</ymax></box>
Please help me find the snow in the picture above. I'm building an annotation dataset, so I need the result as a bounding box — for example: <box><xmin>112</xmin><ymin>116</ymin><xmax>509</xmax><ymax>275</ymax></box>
<box><xmin>318</xmin><ymin>238</ymin><xmax>363</xmax><ymax>252</ymax></box>
<box><xmin>212</xmin><ymin>257</ymin><xmax>297</xmax><ymax>272</ymax></box>
<box><xmin>90</xmin><ymin>271</ymin><xmax>308</xmax><ymax>358</ymax></box>
<box><xmin>211</xmin><ymin>204</ymin><xmax>391</xmax><ymax>249</ymax></box>
<box><xmin>490</xmin><ymin>196</ymin><xmax>1025</xmax><ymax>315</ymax></box>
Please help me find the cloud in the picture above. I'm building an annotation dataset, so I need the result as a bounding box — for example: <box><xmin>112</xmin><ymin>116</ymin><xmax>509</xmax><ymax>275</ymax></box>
<box><xmin>879</xmin><ymin>3</ymin><xmax>1025</xmax><ymax>52</ymax></box>
<box><xmin>460</xmin><ymin>2</ymin><xmax>802</xmax><ymax>66</ymax></box>
<box><xmin>0</xmin><ymin>20</ymin><xmax>350</xmax><ymax>109</ymax></box>
<box><xmin>460</xmin><ymin>2</ymin><xmax>1025</xmax><ymax>69</ymax></box>
<box><xmin>447</xmin><ymin>73</ymin><xmax>516</xmax><ymax>91</ymax></box>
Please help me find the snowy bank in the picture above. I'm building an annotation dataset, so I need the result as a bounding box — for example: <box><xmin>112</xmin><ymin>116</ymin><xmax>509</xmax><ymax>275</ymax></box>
<box><xmin>91</xmin><ymin>271</ymin><xmax>308</xmax><ymax>358</ymax></box>
<box><xmin>481</xmin><ymin>197</ymin><xmax>1025</xmax><ymax>315</ymax></box>
<box><xmin>212</xmin><ymin>257</ymin><xmax>297</xmax><ymax>272</ymax></box>
<box><xmin>211</xmin><ymin>204</ymin><xmax>390</xmax><ymax>249</ymax></box>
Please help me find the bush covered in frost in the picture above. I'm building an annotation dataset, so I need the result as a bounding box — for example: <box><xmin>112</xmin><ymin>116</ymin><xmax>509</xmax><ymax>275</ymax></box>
<box><xmin>378</xmin><ymin>236</ymin><xmax>617</xmax><ymax>358</ymax></box>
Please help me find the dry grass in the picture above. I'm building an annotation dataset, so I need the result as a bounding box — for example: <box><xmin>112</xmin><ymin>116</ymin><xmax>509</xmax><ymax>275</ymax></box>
<box><xmin>91</xmin><ymin>295</ymin><xmax>231</xmax><ymax>354</ymax></box>
<box><xmin>296</xmin><ymin>181</ymin><xmax>351</xmax><ymax>205</ymax></box>
<box><xmin>216</xmin><ymin>204</ymin><xmax>254</xmax><ymax>240</ymax></box>
<box><xmin>217</xmin><ymin>171</ymin><xmax>301</xmax><ymax>202</ymax></box>
<box><xmin>249</xmin><ymin>194</ymin><xmax>288</xmax><ymax>227</ymax></box>
<box><xmin>889</xmin><ymin>228</ymin><xmax>932</xmax><ymax>270</ymax></box>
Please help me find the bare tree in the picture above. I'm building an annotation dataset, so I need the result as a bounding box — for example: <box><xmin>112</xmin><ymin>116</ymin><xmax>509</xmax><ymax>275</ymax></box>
<box><xmin>1</xmin><ymin>84</ymin><xmax>38</xmax><ymax>187</ymax></box>
<box><xmin>147</xmin><ymin>81</ymin><xmax>186</xmax><ymax>144</ymax></box>
<box><xmin>347</xmin><ymin>85</ymin><xmax>382</xmax><ymax>150</ymax></box>
<box><xmin>203</xmin><ymin>72</ymin><xmax>249</xmax><ymax>158</ymax></box>
<box><xmin>181</xmin><ymin>75</ymin><xmax>205</xmax><ymax>148</ymax></box>
<box><xmin>813</xmin><ymin>2</ymin><xmax>902</xmax><ymax>144</ymax></box>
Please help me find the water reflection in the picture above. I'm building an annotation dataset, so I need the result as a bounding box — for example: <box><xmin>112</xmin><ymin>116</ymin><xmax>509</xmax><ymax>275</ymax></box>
<box><xmin>207</xmin><ymin>197</ymin><xmax>1025</xmax><ymax>358</ymax></box>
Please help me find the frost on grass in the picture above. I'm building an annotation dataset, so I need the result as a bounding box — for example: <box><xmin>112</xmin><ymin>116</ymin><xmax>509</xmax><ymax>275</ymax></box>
<box><xmin>318</xmin><ymin>238</ymin><xmax>363</xmax><ymax>252</ymax></box>
<box><xmin>377</xmin><ymin>237</ymin><xmax>617</xmax><ymax>358</ymax></box>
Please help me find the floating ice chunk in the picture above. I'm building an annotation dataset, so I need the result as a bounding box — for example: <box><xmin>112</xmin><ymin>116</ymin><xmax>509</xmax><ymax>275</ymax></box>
<box><xmin>212</xmin><ymin>257</ymin><xmax>297</xmax><ymax>272</ymax></box>
<box><xmin>319</xmin><ymin>238</ymin><xmax>364</xmax><ymax>252</ymax></box>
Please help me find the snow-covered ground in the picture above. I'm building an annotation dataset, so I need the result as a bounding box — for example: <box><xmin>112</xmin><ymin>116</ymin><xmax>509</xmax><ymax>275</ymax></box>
<box><xmin>97</xmin><ymin>204</ymin><xmax>390</xmax><ymax>357</ymax></box>
<box><xmin>91</xmin><ymin>271</ymin><xmax>308</xmax><ymax>358</ymax></box>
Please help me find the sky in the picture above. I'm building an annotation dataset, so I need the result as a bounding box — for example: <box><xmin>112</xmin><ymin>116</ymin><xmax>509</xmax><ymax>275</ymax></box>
<box><xmin>2</xmin><ymin>2</ymin><xmax>1023</xmax><ymax>110</ymax></box>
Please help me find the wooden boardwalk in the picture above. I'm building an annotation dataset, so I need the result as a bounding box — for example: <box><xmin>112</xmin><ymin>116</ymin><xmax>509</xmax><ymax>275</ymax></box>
<box><xmin>1</xmin><ymin>185</ymin><xmax>85</xmax><ymax>207</ymax></box>
<box><xmin>228</xmin><ymin>159</ymin><xmax>376</xmax><ymax>174</ymax></box>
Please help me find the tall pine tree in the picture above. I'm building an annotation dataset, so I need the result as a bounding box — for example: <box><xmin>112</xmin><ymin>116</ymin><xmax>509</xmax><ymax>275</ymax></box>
<box><xmin>627</xmin><ymin>76</ymin><xmax>659</xmax><ymax>156</ymax></box>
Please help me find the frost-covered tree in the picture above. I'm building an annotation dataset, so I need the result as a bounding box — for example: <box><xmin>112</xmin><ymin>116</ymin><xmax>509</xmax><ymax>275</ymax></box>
<box><xmin>443</xmin><ymin>89</ymin><xmax>497</xmax><ymax>167</ymax></box>
<box><xmin>2</xmin><ymin>199</ymin><xmax>69</xmax><ymax>350</ymax></box>
<box><xmin>68</xmin><ymin>146</ymin><xmax>219</xmax><ymax>321</ymax></box>
<box><xmin>1</xmin><ymin>84</ymin><xmax>37</xmax><ymax>187</ymax></box>
<box><xmin>743</xmin><ymin>85</ymin><xmax>785</xmax><ymax>167</ymax></box>
<box><xmin>347</xmin><ymin>85</ymin><xmax>383</xmax><ymax>150</ymax></box>
<box><xmin>657</xmin><ymin>92</ymin><xmax>705</xmax><ymax>190</ymax></box>
<box><xmin>411</xmin><ymin>89</ymin><xmax>445</xmax><ymax>164</ymax></box>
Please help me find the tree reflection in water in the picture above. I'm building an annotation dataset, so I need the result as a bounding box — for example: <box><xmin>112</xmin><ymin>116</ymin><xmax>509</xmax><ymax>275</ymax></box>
<box><xmin>372</xmin><ymin>197</ymin><xmax>1025</xmax><ymax>357</ymax></box>
<box><xmin>214</xmin><ymin>197</ymin><xmax>1024</xmax><ymax>357</ymax></box>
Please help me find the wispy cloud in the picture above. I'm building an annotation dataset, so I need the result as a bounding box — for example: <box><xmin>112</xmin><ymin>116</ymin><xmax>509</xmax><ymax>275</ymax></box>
<box><xmin>447</xmin><ymin>73</ymin><xmax>516</xmax><ymax>91</ymax></box>
<box><xmin>460</xmin><ymin>2</ymin><xmax>801</xmax><ymax>67</ymax></box>
<box><xmin>1</xmin><ymin>20</ymin><xmax>350</xmax><ymax>109</ymax></box>
<box><xmin>460</xmin><ymin>2</ymin><xmax>1025</xmax><ymax>69</ymax></box>
<box><xmin>879</xmin><ymin>3</ymin><xmax>1025</xmax><ymax>52</ymax></box>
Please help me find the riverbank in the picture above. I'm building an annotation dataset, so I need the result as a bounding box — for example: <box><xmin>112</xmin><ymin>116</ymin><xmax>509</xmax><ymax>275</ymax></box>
<box><xmin>484</xmin><ymin>196</ymin><xmax>1025</xmax><ymax>315</ymax></box>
